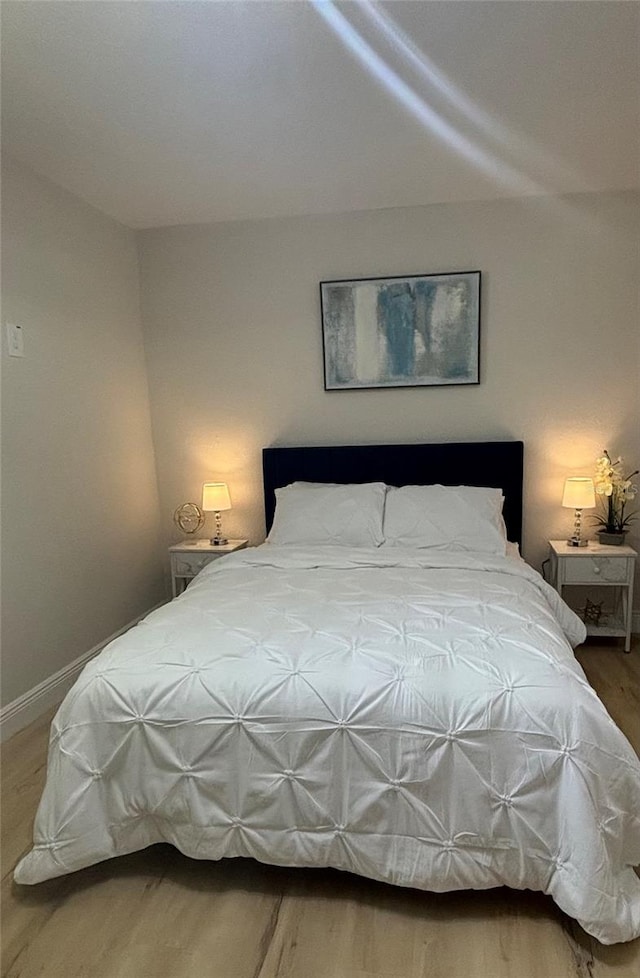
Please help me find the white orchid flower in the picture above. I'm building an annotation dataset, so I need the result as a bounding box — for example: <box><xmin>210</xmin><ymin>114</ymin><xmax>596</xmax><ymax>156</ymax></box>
<box><xmin>592</xmin><ymin>450</ymin><xmax>638</xmax><ymax>533</ymax></box>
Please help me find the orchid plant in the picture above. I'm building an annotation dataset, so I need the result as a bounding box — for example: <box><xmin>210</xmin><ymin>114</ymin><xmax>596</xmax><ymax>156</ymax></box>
<box><xmin>592</xmin><ymin>450</ymin><xmax>638</xmax><ymax>533</ymax></box>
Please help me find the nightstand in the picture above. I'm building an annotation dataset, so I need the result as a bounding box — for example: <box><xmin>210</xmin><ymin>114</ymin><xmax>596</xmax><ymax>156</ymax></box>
<box><xmin>169</xmin><ymin>539</ymin><xmax>248</xmax><ymax>597</ymax></box>
<box><xmin>548</xmin><ymin>540</ymin><xmax>636</xmax><ymax>652</ymax></box>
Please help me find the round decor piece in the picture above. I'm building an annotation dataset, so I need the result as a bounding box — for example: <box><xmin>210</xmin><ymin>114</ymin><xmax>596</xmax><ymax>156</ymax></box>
<box><xmin>173</xmin><ymin>502</ymin><xmax>205</xmax><ymax>536</ymax></box>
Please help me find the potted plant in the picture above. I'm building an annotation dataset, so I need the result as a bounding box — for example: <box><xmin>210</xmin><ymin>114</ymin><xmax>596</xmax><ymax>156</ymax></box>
<box><xmin>592</xmin><ymin>450</ymin><xmax>638</xmax><ymax>545</ymax></box>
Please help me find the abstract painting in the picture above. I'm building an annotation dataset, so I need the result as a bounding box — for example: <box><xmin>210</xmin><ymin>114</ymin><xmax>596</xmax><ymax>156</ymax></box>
<box><xmin>320</xmin><ymin>271</ymin><xmax>480</xmax><ymax>390</ymax></box>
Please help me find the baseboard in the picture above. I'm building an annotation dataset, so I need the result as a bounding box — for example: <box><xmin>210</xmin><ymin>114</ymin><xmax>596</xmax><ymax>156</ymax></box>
<box><xmin>0</xmin><ymin>602</ymin><xmax>167</xmax><ymax>743</ymax></box>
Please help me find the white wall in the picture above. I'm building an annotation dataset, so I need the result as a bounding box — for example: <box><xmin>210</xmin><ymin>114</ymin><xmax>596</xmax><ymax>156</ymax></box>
<box><xmin>1</xmin><ymin>158</ymin><xmax>165</xmax><ymax>708</ymax></box>
<box><xmin>138</xmin><ymin>190</ymin><xmax>639</xmax><ymax>587</ymax></box>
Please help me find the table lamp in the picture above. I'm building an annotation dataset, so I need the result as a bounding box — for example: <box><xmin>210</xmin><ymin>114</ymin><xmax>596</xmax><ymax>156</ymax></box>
<box><xmin>562</xmin><ymin>477</ymin><xmax>595</xmax><ymax>547</ymax></box>
<box><xmin>202</xmin><ymin>482</ymin><xmax>232</xmax><ymax>545</ymax></box>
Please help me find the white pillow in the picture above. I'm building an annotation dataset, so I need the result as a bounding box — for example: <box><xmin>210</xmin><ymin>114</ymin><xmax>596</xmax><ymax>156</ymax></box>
<box><xmin>382</xmin><ymin>484</ymin><xmax>507</xmax><ymax>555</ymax></box>
<box><xmin>268</xmin><ymin>483</ymin><xmax>386</xmax><ymax>547</ymax></box>
<box><xmin>290</xmin><ymin>482</ymin><xmax>341</xmax><ymax>488</ymax></box>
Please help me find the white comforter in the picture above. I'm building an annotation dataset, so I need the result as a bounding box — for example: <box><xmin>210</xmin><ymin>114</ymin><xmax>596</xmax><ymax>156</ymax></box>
<box><xmin>15</xmin><ymin>546</ymin><xmax>640</xmax><ymax>944</ymax></box>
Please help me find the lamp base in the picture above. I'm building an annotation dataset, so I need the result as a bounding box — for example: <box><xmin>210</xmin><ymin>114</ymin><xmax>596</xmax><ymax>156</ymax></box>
<box><xmin>209</xmin><ymin>509</ymin><xmax>228</xmax><ymax>547</ymax></box>
<box><xmin>567</xmin><ymin>537</ymin><xmax>588</xmax><ymax>548</ymax></box>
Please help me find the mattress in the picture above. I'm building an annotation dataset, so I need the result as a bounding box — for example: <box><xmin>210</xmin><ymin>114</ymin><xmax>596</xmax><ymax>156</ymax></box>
<box><xmin>14</xmin><ymin>545</ymin><xmax>640</xmax><ymax>944</ymax></box>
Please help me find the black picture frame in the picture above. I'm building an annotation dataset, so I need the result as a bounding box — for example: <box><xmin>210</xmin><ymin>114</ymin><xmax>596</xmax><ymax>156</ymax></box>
<box><xmin>320</xmin><ymin>270</ymin><xmax>481</xmax><ymax>391</ymax></box>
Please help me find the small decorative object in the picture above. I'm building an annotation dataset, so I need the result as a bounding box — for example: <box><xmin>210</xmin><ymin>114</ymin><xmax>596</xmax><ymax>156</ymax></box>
<box><xmin>202</xmin><ymin>482</ymin><xmax>232</xmax><ymax>546</ymax></box>
<box><xmin>562</xmin><ymin>477</ymin><xmax>596</xmax><ymax>547</ymax></box>
<box><xmin>320</xmin><ymin>271</ymin><xmax>480</xmax><ymax>390</ymax></box>
<box><xmin>592</xmin><ymin>450</ymin><xmax>638</xmax><ymax>546</ymax></box>
<box><xmin>173</xmin><ymin>502</ymin><xmax>205</xmax><ymax>541</ymax></box>
<box><xmin>582</xmin><ymin>598</ymin><xmax>605</xmax><ymax>627</ymax></box>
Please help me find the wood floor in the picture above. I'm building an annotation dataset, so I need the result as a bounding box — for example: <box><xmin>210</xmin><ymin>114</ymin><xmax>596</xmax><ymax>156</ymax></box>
<box><xmin>2</xmin><ymin>639</ymin><xmax>639</xmax><ymax>978</ymax></box>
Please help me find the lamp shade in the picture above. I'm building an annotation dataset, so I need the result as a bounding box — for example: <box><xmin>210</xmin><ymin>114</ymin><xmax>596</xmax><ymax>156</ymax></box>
<box><xmin>562</xmin><ymin>477</ymin><xmax>596</xmax><ymax>510</ymax></box>
<box><xmin>202</xmin><ymin>482</ymin><xmax>231</xmax><ymax>512</ymax></box>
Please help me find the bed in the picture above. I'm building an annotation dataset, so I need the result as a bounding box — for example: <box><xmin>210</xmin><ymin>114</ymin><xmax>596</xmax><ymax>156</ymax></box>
<box><xmin>14</xmin><ymin>441</ymin><xmax>640</xmax><ymax>945</ymax></box>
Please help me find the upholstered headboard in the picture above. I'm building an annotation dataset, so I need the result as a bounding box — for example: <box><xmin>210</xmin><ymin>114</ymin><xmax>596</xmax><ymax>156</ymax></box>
<box><xmin>263</xmin><ymin>441</ymin><xmax>524</xmax><ymax>545</ymax></box>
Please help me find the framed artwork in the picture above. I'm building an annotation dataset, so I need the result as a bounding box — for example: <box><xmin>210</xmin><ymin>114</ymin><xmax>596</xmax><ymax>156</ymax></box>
<box><xmin>320</xmin><ymin>271</ymin><xmax>481</xmax><ymax>391</ymax></box>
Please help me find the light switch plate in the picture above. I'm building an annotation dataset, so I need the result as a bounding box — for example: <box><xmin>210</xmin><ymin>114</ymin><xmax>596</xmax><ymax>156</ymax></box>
<box><xmin>6</xmin><ymin>322</ymin><xmax>25</xmax><ymax>357</ymax></box>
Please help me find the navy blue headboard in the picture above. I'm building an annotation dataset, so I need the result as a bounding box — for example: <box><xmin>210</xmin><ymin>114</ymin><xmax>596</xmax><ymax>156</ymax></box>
<box><xmin>262</xmin><ymin>440</ymin><xmax>524</xmax><ymax>545</ymax></box>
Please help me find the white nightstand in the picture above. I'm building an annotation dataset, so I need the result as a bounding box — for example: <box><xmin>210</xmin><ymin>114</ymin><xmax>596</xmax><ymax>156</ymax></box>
<box><xmin>548</xmin><ymin>540</ymin><xmax>637</xmax><ymax>652</ymax></box>
<box><xmin>169</xmin><ymin>539</ymin><xmax>248</xmax><ymax>597</ymax></box>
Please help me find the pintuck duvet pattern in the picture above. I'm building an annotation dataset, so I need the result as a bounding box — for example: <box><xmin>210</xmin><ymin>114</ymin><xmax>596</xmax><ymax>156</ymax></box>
<box><xmin>15</xmin><ymin>546</ymin><xmax>640</xmax><ymax>944</ymax></box>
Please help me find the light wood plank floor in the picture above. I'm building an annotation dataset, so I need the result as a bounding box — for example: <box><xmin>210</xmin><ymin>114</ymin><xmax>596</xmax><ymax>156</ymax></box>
<box><xmin>2</xmin><ymin>640</ymin><xmax>639</xmax><ymax>978</ymax></box>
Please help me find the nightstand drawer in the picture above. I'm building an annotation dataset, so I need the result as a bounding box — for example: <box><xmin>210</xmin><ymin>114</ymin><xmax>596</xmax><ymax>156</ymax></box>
<box><xmin>563</xmin><ymin>556</ymin><xmax>630</xmax><ymax>584</ymax></box>
<box><xmin>172</xmin><ymin>553</ymin><xmax>216</xmax><ymax>578</ymax></box>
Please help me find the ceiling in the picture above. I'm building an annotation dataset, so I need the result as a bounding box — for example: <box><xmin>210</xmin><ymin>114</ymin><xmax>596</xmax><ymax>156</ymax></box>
<box><xmin>2</xmin><ymin>1</ymin><xmax>638</xmax><ymax>230</ymax></box>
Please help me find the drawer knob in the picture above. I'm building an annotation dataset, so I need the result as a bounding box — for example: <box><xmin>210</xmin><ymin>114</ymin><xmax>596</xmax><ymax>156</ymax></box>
<box><xmin>593</xmin><ymin>565</ymin><xmax>601</xmax><ymax>574</ymax></box>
